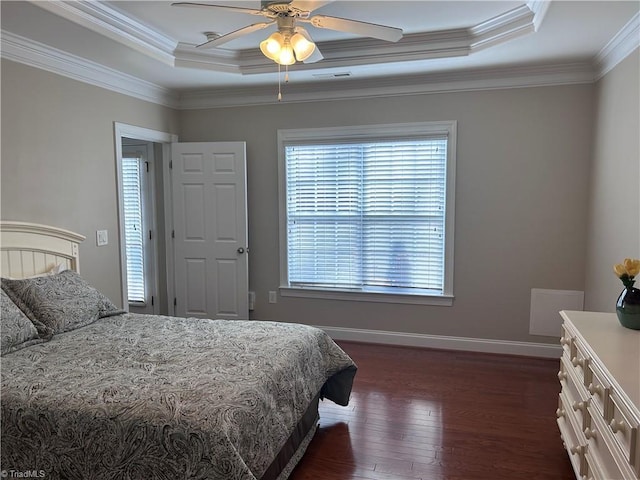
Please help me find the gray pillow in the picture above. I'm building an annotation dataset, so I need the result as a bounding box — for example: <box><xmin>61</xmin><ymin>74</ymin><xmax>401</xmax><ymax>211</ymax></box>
<box><xmin>0</xmin><ymin>286</ymin><xmax>45</xmax><ymax>355</ymax></box>
<box><xmin>1</xmin><ymin>270</ymin><xmax>125</xmax><ymax>335</ymax></box>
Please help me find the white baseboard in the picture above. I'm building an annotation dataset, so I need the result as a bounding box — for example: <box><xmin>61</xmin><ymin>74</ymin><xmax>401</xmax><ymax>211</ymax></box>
<box><xmin>316</xmin><ymin>325</ymin><xmax>562</xmax><ymax>359</ymax></box>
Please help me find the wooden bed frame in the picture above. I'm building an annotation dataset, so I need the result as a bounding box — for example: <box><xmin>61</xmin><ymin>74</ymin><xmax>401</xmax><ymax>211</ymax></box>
<box><xmin>0</xmin><ymin>221</ymin><xmax>85</xmax><ymax>278</ymax></box>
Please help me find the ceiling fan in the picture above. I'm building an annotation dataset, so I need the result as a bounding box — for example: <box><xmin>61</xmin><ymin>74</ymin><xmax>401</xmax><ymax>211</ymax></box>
<box><xmin>172</xmin><ymin>0</ymin><xmax>404</xmax><ymax>65</ymax></box>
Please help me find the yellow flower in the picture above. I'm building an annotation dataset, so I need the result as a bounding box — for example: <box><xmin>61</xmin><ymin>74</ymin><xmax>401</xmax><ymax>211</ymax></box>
<box><xmin>623</xmin><ymin>258</ymin><xmax>640</xmax><ymax>277</ymax></box>
<box><xmin>614</xmin><ymin>263</ymin><xmax>627</xmax><ymax>277</ymax></box>
<box><xmin>614</xmin><ymin>258</ymin><xmax>640</xmax><ymax>288</ymax></box>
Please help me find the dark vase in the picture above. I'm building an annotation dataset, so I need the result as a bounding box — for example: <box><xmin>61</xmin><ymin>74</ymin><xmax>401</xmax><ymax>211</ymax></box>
<box><xmin>616</xmin><ymin>286</ymin><xmax>640</xmax><ymax>330</ymax></box>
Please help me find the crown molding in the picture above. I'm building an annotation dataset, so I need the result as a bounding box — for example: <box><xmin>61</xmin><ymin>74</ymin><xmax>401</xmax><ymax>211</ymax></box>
<box><xmin>178</xmin><ymin>62</ymin><xmax>595</xmax><ymax>109</ymax></box>
<box><xmin>527</xmin><ymin>0</ymin><xmax>552</xmax><ymax>32</ymax></box>
<box><xmin>470</xmin><ymin>4</ymin><xmax>535</xmax><ymax>51</ymax></box>
<box><xmin>175</xmin><ymin>29</ymin><xmax>474</xmax><ymax>75</ymax></box>
<box><xmin>173</xmin><ymin>42</ymin><xmax>243</xmax><ymax>73</ymax></box>
<box><xmin>22</xmin><ymin>0</ymin><xmax>636</xmax><ymax>97</ymax></box>
<box><xmin>31</xmin><ymin>0</ymin><xmax>177</xmax><ymax>66</ymax></box>
<box><xmin>0</xmin><ymin>31</ymin><xmax>179</xmax><ymax>108</ymax></box>
<box><xmin>0</xmin><ymin>28</ymin><xmax>597</xmax><ymax>110</ymax></box>
<box><xmin>4</xmin><ymin>5</ymin><xmax>637</xmax><ymax>112</ymax></box>
<box><xmin>594</xmin><ymin>11</ymin><xmax>640</xmax><ymax>79</ymax></box>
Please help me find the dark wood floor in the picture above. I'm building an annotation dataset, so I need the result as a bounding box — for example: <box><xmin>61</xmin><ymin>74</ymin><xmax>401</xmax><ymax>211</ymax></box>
<box><xmin>291</xmin><ymin>341</ymin><xmax>575</xmax><ymax>480</ymax></box>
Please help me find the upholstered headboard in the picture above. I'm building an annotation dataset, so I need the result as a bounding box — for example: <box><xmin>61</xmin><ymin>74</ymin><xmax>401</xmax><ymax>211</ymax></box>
<box><xmin>0</xmin><ymin>221</ymin><xmax>85</xmax><ymax>278</ymax></box>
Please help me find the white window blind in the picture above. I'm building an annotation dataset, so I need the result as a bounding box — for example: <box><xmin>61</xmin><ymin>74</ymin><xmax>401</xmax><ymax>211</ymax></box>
<box><xmin>122</xmin><ymin>156</ymin><xmax>145</xmax><ymax>303</ymax></box>
<box><xmin>285</xmin><ymin>136</ymin><xmax>448</xmax><ymax>295</ymax></box>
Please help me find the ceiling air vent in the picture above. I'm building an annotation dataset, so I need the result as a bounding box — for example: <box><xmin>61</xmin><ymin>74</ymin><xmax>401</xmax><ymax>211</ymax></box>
<box><xmin>312</xmin><ymin>72</ymin><xmax>352</xmax><ymax>79</ymax></box>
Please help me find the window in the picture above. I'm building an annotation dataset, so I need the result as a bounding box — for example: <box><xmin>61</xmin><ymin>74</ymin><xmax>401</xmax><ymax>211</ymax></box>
<box><xmin>122</xmin><ymin>154</ymin><xmax>146</xmax><ymax>304</ymax></box>
<box><xmin>278</xmin><ymin>122</ymin><xmax>456</xmax><ymax>305</ymax></box>
<box><xmin>120</xmin><ymin>141</ymin><xmax>157</xmax><ymax>313</ymax></box>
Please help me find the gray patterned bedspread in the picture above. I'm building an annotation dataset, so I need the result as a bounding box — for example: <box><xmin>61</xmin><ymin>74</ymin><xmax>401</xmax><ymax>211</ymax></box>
<box><xmin>1</xmin><ymin>314</ymin><xmax>357</xmax><ymax>480</ymax></box>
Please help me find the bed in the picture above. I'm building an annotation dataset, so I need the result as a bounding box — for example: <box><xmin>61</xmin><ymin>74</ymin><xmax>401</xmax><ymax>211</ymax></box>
<box><xmin>0</xmin><ymin>221</ymin><xmax>357</xmax><ymax>480</ymax></box>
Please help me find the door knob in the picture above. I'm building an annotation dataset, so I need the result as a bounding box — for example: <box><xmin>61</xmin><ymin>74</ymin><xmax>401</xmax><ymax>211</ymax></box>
<box><xmin>237</xmin><ymin>247</ymin><xmax>245</xmax><ymax>254</ymax></box>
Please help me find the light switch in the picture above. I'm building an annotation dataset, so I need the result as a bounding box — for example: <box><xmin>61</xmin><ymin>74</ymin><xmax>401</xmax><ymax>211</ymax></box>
<box><xmin>96</xmin><ymin>230</ymin><xmax>108</xmax><ymax>246</ymax></box>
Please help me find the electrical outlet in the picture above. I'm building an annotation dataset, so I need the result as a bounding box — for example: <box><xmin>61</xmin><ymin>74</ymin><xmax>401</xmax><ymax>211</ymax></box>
<box><xmin>96</xmin><ymin>230</ymin><xmax>108</xmax><ymax>246</ymax></box>
<box><xmin>268</xmin><ymin>291</ymin><xmax>277</xmax><ymax>304</ymax></box>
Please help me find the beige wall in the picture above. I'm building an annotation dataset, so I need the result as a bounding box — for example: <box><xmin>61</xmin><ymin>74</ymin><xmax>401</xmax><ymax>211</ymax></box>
<box><xmin>179</xmin><ymin>84</ymin><xmax>594</xmax><ymax>343</ymax></box>
<box><xmin>1</xmin><ymin>60</ymin><xmax>180</xmax><ymax>305</ymax></box>
<box><xmin>8</xmin><ymin>52</ymin><xmax>631</xmax><ymax>345</ymax></box>
<box><xmin>585</xmin><ymin>49</ymin><xmax>640</xmax><ymax>312</ymax></box>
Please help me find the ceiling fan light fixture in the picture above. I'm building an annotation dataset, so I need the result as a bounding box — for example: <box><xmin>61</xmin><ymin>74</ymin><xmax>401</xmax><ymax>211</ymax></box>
<box><xmin>260</xmin><ymin>31</ymin><xmax>284</xmax><ymax>61</ymax></box>
<box><xmin>174</xmin><ymin>0</ymin><xmax>404</xmax><ymax>100</ymax></box>
<box><xmin>277</xmin><ymin>41</ymin><xmax>296</xmax><ymax>65</ymax></box>
<box><xmin>260</xmin><ymin>31</ymin><xmax>298</xmax><ymax>66</ymax></box>
<box><xmin>291</xmin><ymin>30</ymin><xmax>315</xmax><ymax>61</ymax></box>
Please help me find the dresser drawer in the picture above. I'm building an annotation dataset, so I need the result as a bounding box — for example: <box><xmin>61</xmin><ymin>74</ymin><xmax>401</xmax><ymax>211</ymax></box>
<box><xmin>557</xmin><ymin>392</ymin><xmax>586</xmax><ymax>478</ymax></box>
<box><xmin>560</xmin><ymin>355</ymin><xmax>591</xmax><ymax>430</ymax></box>
<box><xmin>584</xmin><ymin>449</ymin><xmax>605</xmax><ymax>480</ymax></box>
<box><xmin>608</xmin><ymin>389</ymin><xmax>640</xmax><ymax>472</ymax></box>
<box><xmin>560</xmin><ymin>324</ymin><xmax>575</xmax><ymax>358</ymax></box>
<box><xmin>586</xmin><ymin>405</ymin><xmax>638</xmax><ymax>480</ymax></box>
<box><xmin>570</xmin><ymin>339</ymin><xmax>592</xmax><ymax>387</ymax></box>
<box><xmin>586</xmin><ymin>361</ymin><xmax>610</xmax><ymax>418</ymax></box>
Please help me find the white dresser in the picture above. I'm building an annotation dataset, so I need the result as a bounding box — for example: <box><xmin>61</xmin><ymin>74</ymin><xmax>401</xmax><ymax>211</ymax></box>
<box><xmin>557</xmin><ymin>310</ymin><xmax>640</xmax><ymax>480</ymax></box>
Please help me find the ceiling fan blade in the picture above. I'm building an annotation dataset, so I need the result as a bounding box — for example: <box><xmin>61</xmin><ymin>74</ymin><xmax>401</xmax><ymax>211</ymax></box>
<box><xmin>303</xmin><ymin>45</ymin><xmax>323</xmax><ymax>63</ymax></box>
<box><xmin>172</xmin><ymin>2</ymin><xmax>264</xmax><ymax>16</ymax></box>
<box><xmin>307</xmin><ymin>15</ymin><xmax>403</xmax><ymax>42</ymax></box>
<box><xmin>289</xmin><ymin>0</ymin><xmax>333</xmax><ymax>14</ymax></box>
<box><xmin>197</xmin><ymin>22</ymin><xmax>273</xmax><ymax>48</ymax></box>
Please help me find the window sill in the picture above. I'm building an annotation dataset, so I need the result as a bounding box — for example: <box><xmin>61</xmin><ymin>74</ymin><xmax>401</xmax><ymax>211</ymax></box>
<box><xmin>279</xmin><ymin>286</ymin><xmax>454</xmax><ymax>306</ymax></box>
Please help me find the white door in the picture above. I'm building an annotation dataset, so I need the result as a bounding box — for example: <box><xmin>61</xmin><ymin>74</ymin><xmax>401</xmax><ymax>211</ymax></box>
<box><xmin>171</xmin><ymin>142</ymin><xmax>249</xmax><ymax>319</ymax></box>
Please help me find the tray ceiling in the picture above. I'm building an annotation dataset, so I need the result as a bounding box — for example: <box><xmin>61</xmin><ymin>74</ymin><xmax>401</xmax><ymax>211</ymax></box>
<box><xmin>1</xmin><ymin>1</ymin><xmax>638</xmax><ymax>105</ymax></box>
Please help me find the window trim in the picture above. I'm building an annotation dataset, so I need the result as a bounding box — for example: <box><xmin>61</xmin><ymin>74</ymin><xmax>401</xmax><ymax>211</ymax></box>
<box><xmin>277</xmin><ymin>121</ymin><xmax>456</xmax><ymax>306</ymax></box>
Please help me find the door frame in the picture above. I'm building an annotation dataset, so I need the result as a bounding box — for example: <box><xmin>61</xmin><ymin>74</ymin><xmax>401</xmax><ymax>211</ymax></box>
<box><xmin>114</xmin><ymin>122</ymin><xmax>178</xmax><ymax>313</ymax></box>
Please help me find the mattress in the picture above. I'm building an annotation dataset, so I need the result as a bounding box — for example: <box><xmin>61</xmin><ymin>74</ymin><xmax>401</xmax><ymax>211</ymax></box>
<box><xmin>1</xmin><ymin>313</ymin><xmax>357</xmax><ymax>480</ymax></box>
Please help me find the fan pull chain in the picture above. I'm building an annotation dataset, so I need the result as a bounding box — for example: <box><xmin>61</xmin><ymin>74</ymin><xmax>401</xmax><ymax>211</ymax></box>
<box><xmin>278</xmin><ymin>63</ymin><xmax>282</xmax><ymax>101</ymax></box>
<box><xmin>276</xmin><ymin>64</ymin><xmax>292</xmax><ymax>102</ymax></box>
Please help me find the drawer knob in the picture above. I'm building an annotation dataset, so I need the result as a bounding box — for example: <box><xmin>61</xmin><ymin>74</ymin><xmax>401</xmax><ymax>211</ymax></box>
<box><xmin>556</xmin><ymin>407</ymin><xmax>565</xmax><ymax>418</ymax></box>
<box><xmin>557</xmin><ymin>371</ymin><xmax>568</xmax><ymax>381</ymax></box>
<box><xmin>609</xmin><ymin>419</ymin><xmax>625</xmax><ymax>433</ymax></box>
<box><xmin>572</xmin><ymin>400</ymin><xmax>589</xmax><ymax>412</ymax></box>
<box><xmin>583</xmin><ymin>427</ymin><xmax>597</xmax><ymax>440</ymax></box>
<box><xmin>587</xmin><ymin>383</ymin><xmax>603</xmax><ymax>396</ymax></box>
<box><xmin>571</xmin><ymin>357</ymin><xmax>585</xmax><ymax>368</ymax></box>
<box><xmin>570</xmin><ymin>445</ymin><xmax>585</xmax><ymax>455</ymax></box>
